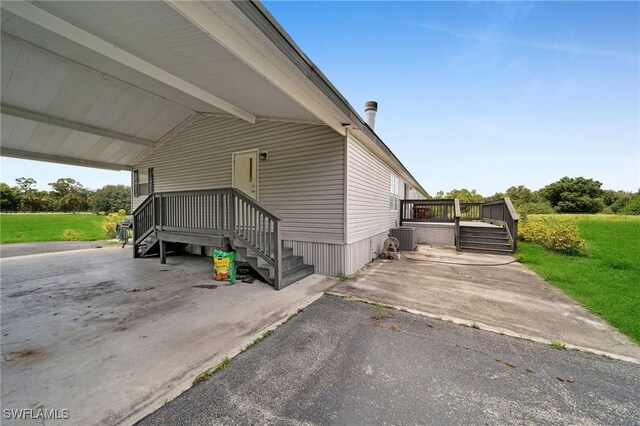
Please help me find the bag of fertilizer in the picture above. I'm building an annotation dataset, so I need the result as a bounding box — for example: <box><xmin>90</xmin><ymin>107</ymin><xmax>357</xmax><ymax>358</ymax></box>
<box><xmin>213</xmin><ymin>250</ymin><xmax>236</xmax><ymax>282</ymax></box>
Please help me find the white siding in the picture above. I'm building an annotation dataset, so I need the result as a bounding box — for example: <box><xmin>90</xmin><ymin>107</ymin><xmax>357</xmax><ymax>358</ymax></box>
<box><xmin>132</xmin><ymin>115</ymin><xmax>345</xmax><ymax>244</ymax></box>
<box><xmin>346</xmin><ymin>134</ymin><xmax>406</xmax><ymax>244</ymax></box>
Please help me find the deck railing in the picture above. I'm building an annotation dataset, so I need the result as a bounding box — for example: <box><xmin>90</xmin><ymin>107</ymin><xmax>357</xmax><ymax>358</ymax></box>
<box><xmin>460</xmin><ymin>202</ymin><xmax>482</xmax><ymax>220</ymax></box>
<box><xmin>399</xmin><ymin>199</ymin><xmax>457</xmax><ymax>224</ymax></box>
<box><xmin>400</xmin><ymin>197</ymin><xmax>519</xmax><ymax>252</ymax></box>
<box><xmin>132</xmin><ymin>188</ymin><xmax>283</xmax><ymax>288</ymax></box>
<box><xmin>481</xmin><ymin>197</ymin><xmax>519</xmax><ymax>251</ymax></box>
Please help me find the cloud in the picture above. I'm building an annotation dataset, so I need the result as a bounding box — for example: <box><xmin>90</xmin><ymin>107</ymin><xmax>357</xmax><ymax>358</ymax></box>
<box><xmin>410</xmin><ymin>21</ymin><xmax>639</xmax><ymax>63</ymax></box>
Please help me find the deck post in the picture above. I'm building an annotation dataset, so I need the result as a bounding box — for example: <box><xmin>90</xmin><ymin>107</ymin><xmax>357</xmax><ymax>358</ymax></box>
<box><xmin>159</xmin><ymin>239</ymin><xmax>166</xmax><ymax>264</ymax></box>
<box><xmin>228</xmin><ymin>190</ymin><xmax>235</xmax><ymax>236</ymax></box>
<box><xmin>273</xmin><ymin>220</ymin><xmax>282</xmax><ymax>290</ymax></box>
<box><xmin>158</xmin><ymin>193</ymin><xmax>163</xmax><ymax>231</ymax></box>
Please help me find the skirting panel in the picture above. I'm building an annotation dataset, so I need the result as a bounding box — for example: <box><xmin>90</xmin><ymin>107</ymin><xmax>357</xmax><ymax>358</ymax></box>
<box><xmin>283</xmin><ymin>240</ymin><xmax>345</xmax><ymax>276</ymax></box>
<box><xmin>343</xmin><ymin>231</ymin><xmax>390</xmax><ymax>275</ymax></box>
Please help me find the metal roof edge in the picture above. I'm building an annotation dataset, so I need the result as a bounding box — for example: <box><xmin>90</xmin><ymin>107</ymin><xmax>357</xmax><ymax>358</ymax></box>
<box><xmin>231</xmin><ymin>0</ymin><xmax>428</xmax><ymax>197</ymax></box>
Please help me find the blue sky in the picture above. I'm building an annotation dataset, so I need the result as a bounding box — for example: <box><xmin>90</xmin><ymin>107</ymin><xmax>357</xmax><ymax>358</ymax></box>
<box><xmin>2</xmin><ymin>1</ymin><xmax>638</xmax><ymax>195</ymax></box>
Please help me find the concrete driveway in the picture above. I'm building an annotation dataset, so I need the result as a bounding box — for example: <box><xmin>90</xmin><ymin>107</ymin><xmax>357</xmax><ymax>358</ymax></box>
<box><xmin>0</xmin><ymin>246</ymin><xmax>335</xmax><ymax>425</ymax></box>
<box><xmin>331</xmin><ymin>245</ymin><xmax>640</xmax><ymax>361</ymax></box>
<box><xmin>139</xmin><ymin>295</ymin><xmax>640</xmax><ymax>425</ymax></box>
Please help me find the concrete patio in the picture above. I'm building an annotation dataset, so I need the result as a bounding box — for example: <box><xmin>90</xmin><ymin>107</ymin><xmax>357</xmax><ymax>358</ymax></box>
<box><xmin>331</xmin><ymin>245</ymin><xmax>640</xmax><ymax>362</ymax></box>
<box><xmin>0</xmin><ymin>246</ymin><xmax>335</xmax><ymax>425</ymax></box>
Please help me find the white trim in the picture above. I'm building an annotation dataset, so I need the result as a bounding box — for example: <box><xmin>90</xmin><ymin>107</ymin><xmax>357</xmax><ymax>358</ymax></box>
<box><xmin>231</xmin><ymin>149</ymin><xmax>260</xmax><ymax>200</ymax></box>
<box><xmin>165</xmin><ymin>0</ymin><xmax>346</xmax><ymax>135</ymax></box>
<box><xmin>1</xmin><ymin>0</ymin><xmax>256</xmax><ymax>124</ymax></box>
<box><xmin>1</xmin><ymin>104</ymin><xmax>155</xmax><ymax>147</ymax></box>
<box><xmin>0</xmin><ymin>148</ymin><xmax>130</xmax><ymax>171</ymax></box>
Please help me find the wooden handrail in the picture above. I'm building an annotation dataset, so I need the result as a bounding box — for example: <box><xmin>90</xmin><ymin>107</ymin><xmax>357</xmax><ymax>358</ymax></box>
<box><xmin>479</xmin><ymin>197</ymin><xmax>519</xmax><ymax>252</ymax></box>
<box><xmin>132</xmin><ymin>187</ymin><xmax>284</xmax><ymax>288</ymax></box>
<box><xmin>231</xmin><ymin>188</ymin><xmax>282</xmax><ymax>222</ymax></box>
<box><xmin>504</xmin><ymin>197</ymin><xmax>519</xmax><ymax>221</ymax></box>
<box><xmin>132</xmin><ymin>193</ymin><xmax>153</xmax><ymax>216</ymax></box>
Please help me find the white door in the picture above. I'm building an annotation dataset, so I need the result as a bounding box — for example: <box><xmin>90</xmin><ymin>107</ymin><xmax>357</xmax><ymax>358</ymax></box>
<box><xmin>232</xmin><ymin>150</ymin><xmax>258</xmax><ymax>200</ymax></box>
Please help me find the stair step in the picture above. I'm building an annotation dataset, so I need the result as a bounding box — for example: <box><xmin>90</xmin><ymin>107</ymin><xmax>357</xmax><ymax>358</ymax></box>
<box><xmin>459</xmin><ymin>246</ymin><xmax>513</xmax><ymax>255</ymax></box>
<box><xmin>460</xmin><ymin>228</ymin><xmax>506</xmax><ymax>235</ymax></box>
<box><xmin>460</xmin><ymin>241</ymin><xmax>512</xmax><ymax>250</ymax></box>
<box><xmin>282</xmin><ymin>264</ymin><xmax>315</xmax><ymax>288</ymax></box>
<box><xmin>282</xmin><ymin>255</ymin><xmax>303</xmax><ymax>271</ymax></box>
<box><xmin>460</xmin><ymin>236</ymin><xmax>509</xmax><ymax>243</ymax></box>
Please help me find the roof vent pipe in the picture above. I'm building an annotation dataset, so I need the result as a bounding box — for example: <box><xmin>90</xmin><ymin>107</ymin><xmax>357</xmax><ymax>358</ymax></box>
<box><xmin>364</xmin><ymin>101</ymin><xmax>378</xmax><ymax>130</ymax></box>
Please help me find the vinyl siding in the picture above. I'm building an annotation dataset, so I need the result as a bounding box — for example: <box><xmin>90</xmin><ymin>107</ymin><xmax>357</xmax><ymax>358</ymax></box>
<box><xmin>346</xmin><ymin>134</ymin><xmax>406</xmax><ymax>244</ymax></box>
<box><xmin>132</xmin><ymin>115</ymin><xmax>345</xmax><ymax>244</ymax></box>
<box><xmin>343</xmin><ymin>231</ymin><xmax>390</xmax><ymax>275</ymax></box>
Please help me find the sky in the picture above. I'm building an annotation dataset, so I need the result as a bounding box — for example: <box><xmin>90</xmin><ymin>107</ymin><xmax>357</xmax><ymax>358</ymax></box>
<box><xmin>1</xmin><ymin>1</ymin><xmax>638</xmax><ymax>195</ymax></box>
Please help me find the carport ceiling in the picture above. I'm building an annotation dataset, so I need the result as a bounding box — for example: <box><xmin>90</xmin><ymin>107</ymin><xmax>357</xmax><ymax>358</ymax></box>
<box><xmin>0</xmin><ymin>1</ymin><xmax>325</xmax><ymax>171</ymax></box>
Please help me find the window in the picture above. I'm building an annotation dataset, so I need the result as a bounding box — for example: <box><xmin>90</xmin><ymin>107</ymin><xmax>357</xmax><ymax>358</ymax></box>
<box><xmin>133</xmin><ymin>168</ymin><xmax>153</xmax><ymax>197</ymax></box>
<box><xmin>389</xmin><ymin>174</ymin><xmax>399</xmax><ymax>211</ymax></box>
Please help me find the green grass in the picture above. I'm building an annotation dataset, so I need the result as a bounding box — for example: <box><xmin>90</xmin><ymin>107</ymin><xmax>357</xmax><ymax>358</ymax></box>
<box><xmin>550</xmin><ymin>340</ymin><xmax>566</xmax><ymax>350</ymax></box>
<box><xmin>517</xmin><ymin>217</ymin><xmax>640</xmax><ymax>343</ymax></box>
<box><xmin>0</xmin><ymin>213</ymin><xmax>107</xmax><ymax>243</ymax></box>
<box><xmin>192</xmin><ymin>357</ymin><xmax>231</xmax><ymax>386</ymax></box>
<box><xmin>529</xmin><ymin>213</ymin><xmax>640</xmax><ymax>222</ymax></box>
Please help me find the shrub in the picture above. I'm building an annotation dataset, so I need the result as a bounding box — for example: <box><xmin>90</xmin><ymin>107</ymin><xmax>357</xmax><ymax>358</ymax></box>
<box><xmin>102</xmin><ymin>209</ymin><xmax>127</xmax><ymax>239</ymax></box>
<box><xmin>621</xmin><ymin>195</ymin><xmax>640</xmax><ymax>215</ymax></box>
<box><xmin>519</xmin><ymin>218</ymin><xmax>585</xmax><ymax>255</ymax></box>
<box><xmin>61</xmin><ymin>229</ymin><xmax>81</xmax><ymax>241</ymax></box>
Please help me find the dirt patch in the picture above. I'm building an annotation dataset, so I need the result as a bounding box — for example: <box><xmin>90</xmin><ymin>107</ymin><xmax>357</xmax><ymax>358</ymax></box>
<box><xmin>192</xmin><ymin>285</ymin><xmax>218</xmax><ymax>290</ymax></box>
<box><xmin>131</xmin><ymin>286</ymin><xmax>154</xmax><ymax>292</ymax></box>
<box><xmin>495</xmin><ymin>358</ymin><xmax>517</xmax><ymax>368</ymax></box>
<box><xmin>2</xmin><ymin>348</ymin><xmax>49</xmax><ymax>362</ymax></box>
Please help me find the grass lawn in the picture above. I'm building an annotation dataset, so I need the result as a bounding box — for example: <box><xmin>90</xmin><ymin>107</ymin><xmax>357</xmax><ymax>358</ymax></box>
<box><xmin>517</xmin><ymin>215</ymin><xmax>640</xmax><ymax>344</ymax></box>
<box><xmin>0</xmin><ymin>213</ymin><xmax>107</xmax><ymax>244</ymax></box>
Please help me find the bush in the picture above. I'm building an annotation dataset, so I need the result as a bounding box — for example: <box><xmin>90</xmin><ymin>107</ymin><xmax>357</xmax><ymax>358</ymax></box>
<box><xmin>518</xmin><ymin>218</ymin><xmax>585</xmax><ymax>255</ymax></box>
<box><xmin>515</xmin><ymin>201</ymin><xmax>555</xmax><ymax>215</ymax></box>
<box><xmin>621</xmin><ymin>195</ymin><xmax>640</xmax><ymax>215</ymax></box>
<box><xmin>61</xmin><ymin>229</ymin><xmax>81</xmax><ymax>241</ymax></box>
<box><xmin>92</xmin><ymin>184</ymin><xmax>131</xmax><ymax>214</ymax></box>
<box><xmin>102</xmin><ymin>209</ymin><xmax>127</xmax><ymax>238</ymax></box>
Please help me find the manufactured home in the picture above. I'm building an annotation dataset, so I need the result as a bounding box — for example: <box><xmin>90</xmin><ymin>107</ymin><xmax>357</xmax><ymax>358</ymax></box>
<box><xmin>1</xmin><ymin>1</ymin><xmax>518</xmax><ymax>289</ymax></box>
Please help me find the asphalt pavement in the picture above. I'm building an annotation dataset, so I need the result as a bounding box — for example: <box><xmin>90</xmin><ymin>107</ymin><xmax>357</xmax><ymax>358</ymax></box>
<box><xmin>138</xmin><ymin>295</ymin><xmax>640</xmax><ymax>425</ymax></box>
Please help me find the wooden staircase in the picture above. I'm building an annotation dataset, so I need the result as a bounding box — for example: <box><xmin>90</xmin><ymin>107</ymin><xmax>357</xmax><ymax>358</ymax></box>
<box><xmin>233</xmin><ymin>240</ymin><xmax>314</xmax><ymax>289</ymax></box>
<box><xmin>132</xmin><ymin>188</ymin><xmax>315</xmax><ymax>290</ymax></box>
<box><xmin>136</xmin><ymin>234</ymin><xmax>187</xmax><ymax>258</ymax></box>
<box><xmin>458</xmin><ymin>225</ymin><xmax>512</xmax><ymax>255</ymax></box>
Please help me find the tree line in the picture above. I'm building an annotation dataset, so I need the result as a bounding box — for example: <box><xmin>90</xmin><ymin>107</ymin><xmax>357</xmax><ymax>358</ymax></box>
<box><xmin>0</xmin><ymin>177</ymin><xmax>131</xmax><ymax>214</ymax></box>
<box><xmin>433</xmin><ymin>176</ymin><xmax>640</xmax><ymax>215</ymax></box>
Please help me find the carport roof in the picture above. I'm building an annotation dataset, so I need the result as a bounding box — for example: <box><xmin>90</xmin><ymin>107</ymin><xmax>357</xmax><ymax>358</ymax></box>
<box><xmin>0</xmin><ymin>0</ymin><xmax>427</xmax><ymax>196</ymax></box>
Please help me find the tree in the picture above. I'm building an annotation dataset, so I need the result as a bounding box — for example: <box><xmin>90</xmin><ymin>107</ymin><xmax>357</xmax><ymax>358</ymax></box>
<box><xmin>0</xmin><ymin>183</ymin><xmax>21</xmax><ymax>212</ymax></box>
<box><xmin>92</xmin><ymin>184</ymin><xmax>131</xmax><ymax>214</ymax></box>
<box><xmin>15</xmin><ymin>177</ymin><xmax>40</xmax><ymax>212</ymax></box>
<box><xmin>505</xmin><ymin>185</ymin><xmax>536</xmax><ymax>203</ymax></box>
<box><xmin>15</xmin><ymin>177</ymin><xmax>36</xmax><ymax>193</ymax></box>
<box><xmin>444</xmin><ymin>188</ymin><xmax>484</xmax><ymax>203</ymax></box>
<box><xmin>48</xmin><ymin>178</ymin><xmax>90</xmax><ymax>212</ymax></box>
<box><xmin>539</xmin><ymin>177</ymin><xmax>604</xmax><ymax>213</ymax></box>
<box><xmin>485</xmin><ymin>192</ymin><xmax>505</xmax><ymax>201</ymax></box>
<box><xmin>621</xmin><ymin>193</ymin><xmax>640</xmax><ymax>215</ymax></box>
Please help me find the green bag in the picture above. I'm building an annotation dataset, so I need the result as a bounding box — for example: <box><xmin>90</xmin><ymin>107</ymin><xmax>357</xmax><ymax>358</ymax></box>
<box><xmin>213</xmin><ymin>250</ymin><xmax>236</xmax><ymax>282</ymax></box>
